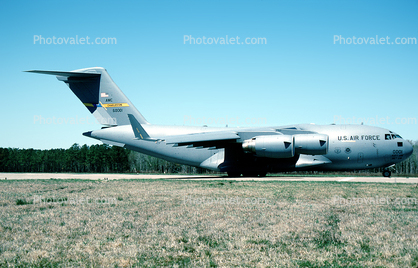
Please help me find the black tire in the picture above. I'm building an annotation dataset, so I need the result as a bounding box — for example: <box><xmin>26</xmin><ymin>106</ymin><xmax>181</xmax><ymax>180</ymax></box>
<box><xmin>242</xmin><ymin>172</ymin><xmax>258</xmax><ymax>177</ymax></box>
<box><xmin>227</xmin><ymin>172</ymin><xmax>241</xmax><ymax>177</ymax></box>
<box><xmin>258</xmin><ymin>172</ymin><xmax>267</xmax><ymax>177</ymax></box>
<box><xmin>383</xmin><ymin>170</ymin><xmax>391</xmax><ymax>177</ymax></box>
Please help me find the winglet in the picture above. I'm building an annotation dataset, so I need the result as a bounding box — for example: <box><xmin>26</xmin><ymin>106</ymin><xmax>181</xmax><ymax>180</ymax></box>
<box><xmin>128</xmin><ymin>114</ymin><xmax>152</xmax><ymax>140</ymax></box>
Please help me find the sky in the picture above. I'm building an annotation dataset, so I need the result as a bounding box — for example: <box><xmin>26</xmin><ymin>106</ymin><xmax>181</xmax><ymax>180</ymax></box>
<box><xmin>0</xmin><ymin>0</ymin><xmax>417</xmax><ymax>149</ymax></box>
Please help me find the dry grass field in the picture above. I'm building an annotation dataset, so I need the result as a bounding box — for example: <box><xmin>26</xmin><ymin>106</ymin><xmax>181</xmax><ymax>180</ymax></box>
<box><xmin>0</xmin><ymin>178</ymin><xmax>418</xmax><ymax>267</ymax></box>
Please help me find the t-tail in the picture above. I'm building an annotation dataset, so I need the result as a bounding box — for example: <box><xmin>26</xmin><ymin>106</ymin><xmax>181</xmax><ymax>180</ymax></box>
<box><xmin>26</xmin><ymin>67</ymin><xmax>148</xmax><ymax>126</ymax></box>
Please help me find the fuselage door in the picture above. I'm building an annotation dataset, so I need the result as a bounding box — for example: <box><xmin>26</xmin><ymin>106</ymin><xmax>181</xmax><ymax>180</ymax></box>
<box><xmin>357</xmin><ymin>152</ymin><xmax>364</xmax><ymax>163</ymax></box>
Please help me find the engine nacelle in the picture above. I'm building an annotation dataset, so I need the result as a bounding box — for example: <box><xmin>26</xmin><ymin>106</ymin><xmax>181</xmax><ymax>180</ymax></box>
<box><xmin>294</xmin><ymin>134</ymin><xmax>328</xmax><ymax>155</ymax></box>
<box><xmin>242</xmin><ymin>134</ymin><xmax>329</xmax><ymax>158</ymax></box>
<box><xmin>242</xmin><ymin>135</ymin><xmax>294</xmax><ymax>158</ymax></box>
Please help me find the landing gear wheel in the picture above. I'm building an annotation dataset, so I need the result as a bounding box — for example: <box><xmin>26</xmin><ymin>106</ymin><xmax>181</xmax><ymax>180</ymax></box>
<box><xmin>242</xmin><ymin>172</ymin><xmax>258</xmax><ymax>177</ymax></box>
<box><xmin>258</xmin><ymin>172</ymin><xmax>267</xmax><ymax>177</ymax></box>
<box><xmin>227</xmin><ymin>172</ymin><xmax>241</xmax><ymax>177</ymax></box>
<box><xmin>383</xmin><ymin>170</ymin><xmax>391</xmax><ymax>177</ymax></box>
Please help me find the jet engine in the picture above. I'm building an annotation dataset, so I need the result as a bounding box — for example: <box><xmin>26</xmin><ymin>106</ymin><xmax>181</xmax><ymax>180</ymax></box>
<box><xmin>242</xmin><ymin>134</ymin><xmax>328</xmax><ymax>158</ymax></box>
<box><xmin>242</xmin><ymin>135</ymin><xmax>294</xmax><ymax>158</ymax></box>
<box><xmin>293</xmin><ymin>134</ymin><xmax>328</xmax><ymax>155</ymax></box>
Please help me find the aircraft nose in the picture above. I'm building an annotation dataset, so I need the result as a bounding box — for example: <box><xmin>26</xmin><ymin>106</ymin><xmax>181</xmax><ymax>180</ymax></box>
<box><xmin>404</xmin><ymin>140</ymin><xmax>414</xmax><ymax>159</ymax></box>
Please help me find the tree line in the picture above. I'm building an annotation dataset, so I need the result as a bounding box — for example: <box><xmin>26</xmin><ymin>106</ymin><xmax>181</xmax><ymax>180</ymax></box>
<box><xmin>0</xmin><ymin>144</ymin><xmax>206</xmax><ymax>174</ymax></box>
<box><xmin>0</xmin><ymin>142</ymin><xmax>417</xmax><ymax>175</ymax></box>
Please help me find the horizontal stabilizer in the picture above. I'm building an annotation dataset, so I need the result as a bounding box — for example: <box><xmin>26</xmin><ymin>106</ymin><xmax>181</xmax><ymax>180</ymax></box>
<box><xmin>128</xmin><ymin>114</ymin><xmax>153</xmax><ymax>140</ymax></box>
<box><xmin>26</xmin><ymin>70</ymin><xmax>100</xmax><ymax>78</ymax></box>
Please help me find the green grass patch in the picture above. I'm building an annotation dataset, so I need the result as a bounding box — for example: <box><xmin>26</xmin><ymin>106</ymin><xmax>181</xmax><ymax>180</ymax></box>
<box><xmin>1</xmin><ymin>179</ymin><xmax>417</xmax><ymax>266</ymax></box>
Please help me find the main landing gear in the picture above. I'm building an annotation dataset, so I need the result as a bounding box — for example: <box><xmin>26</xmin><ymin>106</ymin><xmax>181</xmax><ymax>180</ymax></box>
<box><xmin>227</xmin><ymin>172</ymin><xmax>267</xmax><ymax>177</ymax></box>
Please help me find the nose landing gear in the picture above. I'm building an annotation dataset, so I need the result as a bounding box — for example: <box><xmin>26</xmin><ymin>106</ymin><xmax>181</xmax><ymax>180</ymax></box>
<box><xmin>383</xmin><ymin>165</ymin><xmax>395</xmax><ymax>177</ymax></box>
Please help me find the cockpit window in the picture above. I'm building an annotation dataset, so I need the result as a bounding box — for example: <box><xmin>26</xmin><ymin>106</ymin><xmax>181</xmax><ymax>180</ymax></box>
<box><xmin>392</xmin><ymin>134</ymin><xmax>403</xmax><ymax>139</ymax></box>
<box><xmin>387</xmin><ymin>133</ymin><xmax>402</xmax><ymax>140</ymax></box>
<box><xmin>385</xmin><ymin>134</ymin><xmax>402</xmax><ymax>140</ymax></box>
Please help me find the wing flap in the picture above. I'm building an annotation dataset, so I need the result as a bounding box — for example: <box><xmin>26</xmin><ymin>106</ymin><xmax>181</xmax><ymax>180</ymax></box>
<box><xmin>165</xmin><ymin>132</ymin><xmax>240</xmax><ymax>148</ymax></box>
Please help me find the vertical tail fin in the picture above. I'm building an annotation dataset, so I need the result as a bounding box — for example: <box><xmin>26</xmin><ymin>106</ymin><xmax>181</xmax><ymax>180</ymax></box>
<box><xmin>26</xmin><ymin>67</ymin><xmax>148</xmax><ymax>126</ymax></box>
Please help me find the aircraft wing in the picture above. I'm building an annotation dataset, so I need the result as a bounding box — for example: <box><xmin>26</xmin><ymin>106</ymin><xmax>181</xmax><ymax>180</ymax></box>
<box><xmin>165</xmin><ymin>131</ymin><xmax>240</xmax><ymax>148</ymax></box>
<box><xmin>164</xmin><ymin>126</ymin><xmax>321</xmax><ymax>149</ymax></box>
<box><xmin>275</xmin><ymin>127</ymin><xmax>317</xmax><ymax>135</ymax></box>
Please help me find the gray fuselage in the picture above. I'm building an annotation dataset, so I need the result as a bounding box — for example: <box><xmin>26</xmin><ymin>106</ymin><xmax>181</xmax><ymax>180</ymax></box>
<box><xmin>85</xmin><ymin>123</ymin><xmax>413</xmax><ymax>172</ymax></box>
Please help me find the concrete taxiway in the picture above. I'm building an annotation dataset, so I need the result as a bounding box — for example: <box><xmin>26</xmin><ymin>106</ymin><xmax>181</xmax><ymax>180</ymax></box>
<box><xmin>0</xmin><ymin>173</ymin><xmax>417</xmax><ymax>183</ymax></box>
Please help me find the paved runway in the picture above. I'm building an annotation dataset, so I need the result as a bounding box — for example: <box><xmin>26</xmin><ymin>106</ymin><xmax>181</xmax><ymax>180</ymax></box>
<box><xmin>0</xmin><ymin>173</ymin><xmax>417</xmax><ymax>183</ymax></box>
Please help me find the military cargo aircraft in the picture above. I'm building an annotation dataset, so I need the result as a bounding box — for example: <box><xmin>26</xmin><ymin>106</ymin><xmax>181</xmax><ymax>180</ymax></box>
<box><xmin>28</xmin><ymin>67</ymin><xmax>413</xmax><ymax>177</ymax></box>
